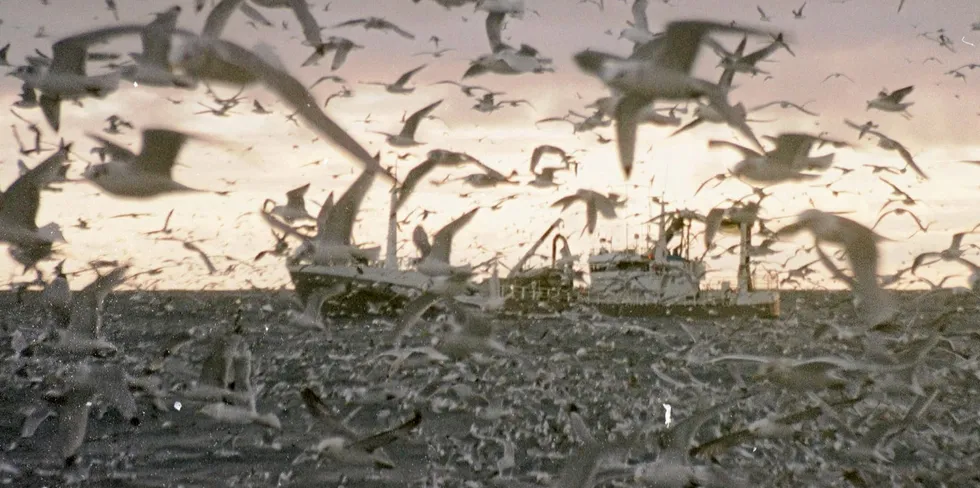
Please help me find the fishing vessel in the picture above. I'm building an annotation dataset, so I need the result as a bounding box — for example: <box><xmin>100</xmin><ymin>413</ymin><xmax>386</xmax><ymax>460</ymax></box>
<box><xmin>288</xmin><ymin>190</ymin><xmax>441</xmax><ymax>316</ymax></box>
<box><xmin>582</xmin><ymin>203</ymin><xmax>780</xmax><ymax>318</ymax></box>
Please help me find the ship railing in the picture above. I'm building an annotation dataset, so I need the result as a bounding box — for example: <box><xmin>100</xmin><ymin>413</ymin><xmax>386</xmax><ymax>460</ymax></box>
<box><xmin>702</xmin><ymin>271</ymin><xmax>781</xmax><ymax>291</ymax></box>
<box><xmin>581</xmin><ymin>288</ymin><xmax>697</xmax><ymax>305</ymax></box>
<box><xmin>505</xmin><ymin>283</ymin><xmax>577</xmax><ymax>303</ymax></box>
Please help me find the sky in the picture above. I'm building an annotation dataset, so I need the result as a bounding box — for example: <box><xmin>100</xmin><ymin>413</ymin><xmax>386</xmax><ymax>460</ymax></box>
<box><xmin>0</xmin><ymin>0</ymin><xmax>978</xmax><ymax>291</ymax></box>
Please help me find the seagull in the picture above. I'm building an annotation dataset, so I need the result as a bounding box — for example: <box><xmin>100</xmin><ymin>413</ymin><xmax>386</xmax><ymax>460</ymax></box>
<box><xmin>620</xmin><ymin>0</ymin><xmax>658</xmax><ymax>47</ymax></box>
<box><xmin>843</xmin><ymin>119</ymin><xmax>878</xmax><ymax>140</ymax></box>
<box><xmin>528</xmin><ymin>167</ymin><xmax>567</xmax><ymax>188</ymax></box>
<box><xmin>265</xmin><ymin>167</ymin><xmax>380</xmax><ymax>265</ymax></box>
<box><xmin>413</xmin><ymin>48</ymin><xmax>455</xmax><ymax>58</ymax></box>
<box><xmin>708</xmin><ymin>353</ymin><xmax>926</xmax><ymax>389</ymax></box>
<box><xmin>44</xmin><ymin>362</ymin><xmax>139</xmax><ymax>465</ymax></box>
<box><xmin>450</xmin><ymin>168</ymin><xmax>520</xmax><ymax>188</ymax></box>
<box><xmin>632</xmin><ymin>400</ymin><xmax>749</xmax><ymax>488</ymax></box>
<box><xmin>298</xmin><ymin>388</ymin><xmax>421</xmax><ymax>468</ymax></box>
<box><xmin>877</xmin><ymin>177</ymin><xmax>918</xmax><ymax>209</ymax></box>
<box><xmin>750</xmin><ymin>6</ymin><xmax>769</xmax><ymax>22</ymax></box>
<box><xmin>263</xmin><ymin>183</ymin><xmax>313</xmax><ymax>222</ymax></box>
<box><xmin>285</xmin><ymin>285</ymin><xmax>344</xmax><ymax>330</ymax></box>
<box><xmin>332</xmin><ymin>17</ymin><xmax>415</xmax><ymax>39</ymax></box>
<box><xmin>249</xmin><ymin>0</ymin><xmax>328</xmax><ymax>58</ymax></box>
<box><xmin>248</xmin><ymin>99</ymin><xmax>270</xmax><ymax>114</ymax></box>
<box><xmin>0</xmin><ymin>144</ymin><xmax>70</xmax><ymax>258</ymax></box>
<box><xmin>371</xmin><ymin>99</ymin><xmax>443</xmax><ymax>147</ymax></box>
<box><xmin>708</xmin><ymin>133</ymin><xmax>846</xmax><ymax>185</ymax></box>
<box><xmin>301</xmin><ymin>36</ymin><xmax>364</xmax><ymax>69</ymax></box>
<box><xmin>433</xmin><ymin>301</ymin><xmax>519</xmax><ymax>359</ymax></box>
<box><xmin>84</xmin><ymin>128</ymin><xmax>206</xmax><ymax>198</ymax></box>
<box><xmin>693</xmin><ymin>173</ymin><xmax>730</xmax><ymax>196</ymax></box>
<box><xmin>822</xmin><ymin>72</ymin><xmax>855</xmax><ymax>83</ymax></box>
<box><xmin>322</xmin><ymin>85</ymin><xmax>353</xmax><ymax>107</ymax></box>
<box><xmin>551</xmin><ymin>189</ymin><xmax>619</xmax><ymax>234</ymax></box>
<box><xmin>670</xmin><ymin>66</ymin><xmax>749</xmax><ymax>138</ymax></box>
<box><xmin>792</xmin><ymin>2</ymin><xmax>806</xmax><ymax>18</ymax></box>
<box><xmin>530</xmin><ymin>145</ymin><xmax>577</xmax><ymax>174</ymax></box>
<box><xmin>414</xmin><ymin>208</ymin><xmax>479</xmax><ymax>278</ymax></box>
<box><xmin>180</xmin><ymin>324</ymin><xmax>253</xmax><ymax>404</ymax></box>
<box><xmin>465</xmin><ymin>11</ymin><xmax>552</xmax><ymax>77</ymax></box>
<box><xmin>9</xmin><ymin>26</ymin><xmax>139</xmax><ymax>130</ymax></box>
<box><xmin>911</xmin><ymin>232</ymin><xmax>974</xmax><ymax>270</ymax></box>
<box><xmin>692</xmin><ymin>397</ymin><xmax>863</xmax><ymax>459</ymax></box>
<box><xmin>171</xmin><ymin>32</ymin><xmax>394</xmax><ymax>181</ymax></box>
<box><xmin>396</xmin><ymin>150</ymin><xmax>494</xmax><ymax>210</ymax></box>
<box><xmin>844</xmin><ymin>120</ymin><xmax>927</xmax><ymax>179</ymax></box>
<box><xmin>361</xmin><ymin>64</ymin><xmax>427</xmax><ymax>94</ymax></box>
<box><xmin>867</xmin><ymin>85</ymin><xmax>914</xmax><ymax>117</ymax></box>
<box><xmin>196</xmin><ymin>339</ymin><xmax>281</xmax><ymax>429</ymax></box>
<box><xmin>873</xmin><ymin>208</ymin><xmax>929</xmax><ymax>233</ymax></box>
<box><xmin>714</xmin><ymin>32</ymin><xmax>795</xmax><ymax>75</ymax></box>
<box><xmin>750</xmin><ymin>100</ymin><xmax>819</xmax><ymax>116</ymax></box>
<box><xmin>308</xmin><ymin>74</ymin><xmax>346</xmax><ymax>89</ymax></box>
<box><xmin>120</xmin><ymin>6</ymin><xmax>196</xmax><ymax>88</ymax></box>
<box><xmin>773</xmin><ymin>209</ymin><xmax>895</xmax><ymax>327</ymax></box>
<box><xmin>53</xmin><ymin>265</ymin><xmax>128</xmax><ymax>356</ymax></box>
<box><xmin>41</xmin><ymin>260</ymin><xmax>72</xmax><ymax>326</ymax></box>
<box><xmin>472</xmin><ymin>93</ymin><xmax>533</xmax><ymax>113</ymax></box>
<box><xmin>431</xmin><ymin>80</ymin><xmax>501</xmax><ymax>97</ymax></box>
<box><xmin>463</xmin><ymin>44</ymin><xmax>553</xmax><ymax>78</ymax></box>
<box><xmin>573</xmin><ymin>20</ymin><xmax>773</xmax><ymax>176</ymax></box>
<box><xmin>914</xmin><ymin>257</ymin><xmax>980</xmax><ymax>292</ymax></box>
<box><xmin>536</xmin><ymin>109</ymin><xmax>610</xmax><ymax>133</ymax></box>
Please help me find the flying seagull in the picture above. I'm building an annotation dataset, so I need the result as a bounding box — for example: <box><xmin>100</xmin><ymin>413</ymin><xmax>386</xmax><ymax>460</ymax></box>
<box><xmin>371</xmin><ymin>99</ymin><xmax>443</xmax><ymax>147</ymax></box>
<box><xmin>84</xmin><ymin>128</ymin><xmax>206</xmax><ymax>198</ymax></box>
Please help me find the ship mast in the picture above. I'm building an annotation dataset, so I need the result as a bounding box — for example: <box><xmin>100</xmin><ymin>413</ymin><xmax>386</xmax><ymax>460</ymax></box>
<box><xmin>654</xmin><ymin>198</ymin><xmax>667</xmax><ymax>261</ymax></box>
<box><xmin>737</xmin><ymin>222</ymin><xmax>752</xmax><ymax>293</ymax></box>
<box><xmin>384</xmin><ymin>188</ymin><xmax>398</xmax><ymax>270</ymax></box>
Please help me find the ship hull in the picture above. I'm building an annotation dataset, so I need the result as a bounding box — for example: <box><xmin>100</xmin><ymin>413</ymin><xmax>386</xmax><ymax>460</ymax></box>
<box><xmin>584</xmin><ymin>300</ymin><xmax>778</xmax><ymax>319</ymax></box>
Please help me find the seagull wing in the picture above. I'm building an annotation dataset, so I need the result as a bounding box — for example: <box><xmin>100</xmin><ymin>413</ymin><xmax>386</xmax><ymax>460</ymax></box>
<box><xmin>87</xmin><ymin>133</ymin><xmax>137</xmax><ymax>163</ymax></box>
<box><xmin>300</xmin><ymin>387</ymin><xmax>361</xmax><ymax>439</ymax></box>
<box><xmin>708</xmin><ymin>140</ymin><xmax>762</xmax><ymax>159</ymax></box>
<box><xmin>631</xmin><ymin>0</ymin><xmax>650</xmax><ymax>31</ymax></box>
<box><xmin>0</xmin><ymin>145</ymin><xmax>71</xmax><ymax>231</ymax></box>
<box><xmin>333</xmin><ymin>18</ymin><xmax>366</xmax><ymax>28</ymax></box>
<box><xmin>350</xmin><ymin>410</ymin><xmax>422</xmax><ymax>453</ymax></box>
<box><xmin>177</xmin><ymin>37</ymin><xmax>393</xmax><ymax>182</ymax></box>
<box><xmin>399</xmin><ymin>99</ymin><xmax>443</xmax><ymax>139</ymax></box>
<box><xmin>613</xmin><ymin>94</ymin><xmax>653</xmax><ymax>178</ymax></box>
<box><xmin>391</xmin><ymin>292</ymin><xmax>443</xmax><ymax>347</ymax></box>
<box><xmin>285</xmin><ymin>183</ymin><xmax>310</xmax><ymax>207</ymax></box>
<box><xmin>657</xmin><ymin>21</ymin><xmax>771</xmax><ymax>74</ymax></box>
<box><xmin>331</xmin><ymin>43</ymin><xmax>356</xmax><ymax>70</ymax></box>
<box><xmin>394</xmin><ymin>64</ymin><xmax>427</xmax><ymax>86</ymax></box>
<box><xmin>892</xmin><ymin>142</ymin><xmax>928</xmax><ymax>179</ymax></box>
<box><xmin>380</xmin><ymin>19</ymin><xmax>415</xmax><ymax>39</ymax></box>
<box><xmin>286</xmin><ymin>0</ymin><xmax>324</xmax><ymax>47</ymax></box>
<box><xmin>202</xmin><ymin>0</ymin><xmax>245</xmax><ymax>38</ymax></box>
<box><xmin>887</xmin><ymin>85</ymin><xmax>914</xmax><ymax>102</ymax></box>
<box><xmin>429</xmin><ymin>208</ymin><xmax>479</xmax><ymax>263</ymax></box>
<box><xmin>136</xmin><ymin>129</ymin><xmax>189</xmax><ymax>176</ymax></box>
<box><xmin>485</xmin><ymin>12</ymin><xmax>505</xmax><ymax>51</ymax></box>
<box><xmin>412</xmin><ymin>225</ymin><xmax>431</xmax><ymax>258</ymax></box>
<box><xmin>395</xmin><ymin>159</ymin><xmax>437</xmax><ymax>210</ymax></box>
<box><xmin>321</xmin><ymin>168</ymin><xmax>375</xmax><ymax>245</ymax></box>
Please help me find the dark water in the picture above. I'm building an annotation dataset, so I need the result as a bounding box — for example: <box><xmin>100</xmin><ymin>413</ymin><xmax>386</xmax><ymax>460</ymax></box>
<box><xmin>0</xmin><ymin>289</ymin><xmax>978</xmax><ymax>486</ymax></box>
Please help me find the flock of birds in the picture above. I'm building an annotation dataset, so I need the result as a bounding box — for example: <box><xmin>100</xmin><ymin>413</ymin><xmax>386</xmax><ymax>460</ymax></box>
<box><xmin>1</xmin><ymin>0</ymin><xmax>980</xmax><ymax>486</ymax></box>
